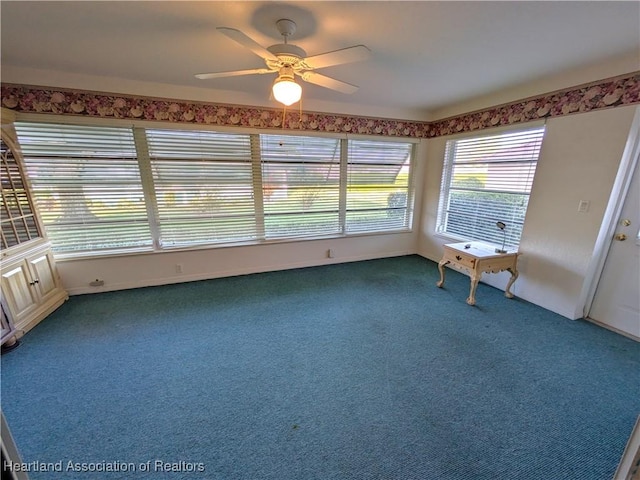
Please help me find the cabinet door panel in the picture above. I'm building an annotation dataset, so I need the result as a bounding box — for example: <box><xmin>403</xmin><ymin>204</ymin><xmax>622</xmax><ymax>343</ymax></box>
<box><xmin>1</xmin><ymin>263</ymin><xmax>38</xmax><ymax>318</ymax></box>
<box><xmin>28</xmin><ymin>252</ymin><xmax>59</xmax><ymax>300</ymax></box>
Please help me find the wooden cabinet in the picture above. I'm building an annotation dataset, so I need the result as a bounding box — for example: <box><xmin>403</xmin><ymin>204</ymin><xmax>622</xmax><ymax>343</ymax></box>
<box><xmin>1</xmin><ymin>108</ymin><xmax>68</xmax><ymax>343</ymax></box>
<box><xmin>1</xmin><ymin>241</ymin><xmax>68</xmax><ymax>337</ymax></box>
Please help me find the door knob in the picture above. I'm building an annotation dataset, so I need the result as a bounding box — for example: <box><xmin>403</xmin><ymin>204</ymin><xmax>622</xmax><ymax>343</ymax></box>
<box><xmin>614</xmin><ymin>233</ymin><xmax>627</xmax><ymax>241</ymax></box>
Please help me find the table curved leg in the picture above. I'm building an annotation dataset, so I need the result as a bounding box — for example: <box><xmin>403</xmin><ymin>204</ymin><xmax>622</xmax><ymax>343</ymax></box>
<box><xmin>436</xmin><ymin>260</ymin><xmax>449</xmax><ymax>287</ymax></box>
<box><xmin>505</xmin><ymin>267</ymin><xmax>519</xmax><ymax>298</ymax></box>
<box><xmin>467</xmin><ymin>273</ymin><xmax>481</xmax><ymax>305</ymax></box>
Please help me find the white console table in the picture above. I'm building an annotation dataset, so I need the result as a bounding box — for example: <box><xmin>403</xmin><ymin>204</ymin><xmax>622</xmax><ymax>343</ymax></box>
<box><xmin>436</xmin><ymin>241</ymin><xmax>520</xmax><ymax>306</ymax></box>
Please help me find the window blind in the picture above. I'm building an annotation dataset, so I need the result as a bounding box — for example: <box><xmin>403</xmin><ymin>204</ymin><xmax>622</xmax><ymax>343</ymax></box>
<box><xmin>15</xmin><ymin>122</ymin><xmax>152</xmax><ymax>254</ymax></box>
<box><xmin>346</xmin><ymin>140</ymin><xmax>414</xmax><ymax>233</ymax></box>
<box><xmin>13</xmin><ymin>121</ymin><xmax>417</xmax><ymax>258</ymax></box>
<box><xmin>436</xmin><ymin>126</ymin><xmax>545</xmax><ymax>247</ymax></box>
<box><xmin>145</xmin><ymin>129</ymin><xmax>257</xmax><ymax>247</ymax></box>
<box><xmin>260</xmin><ymin>134</ymin><xmax>341</xmax><ymax>239</ymax></box>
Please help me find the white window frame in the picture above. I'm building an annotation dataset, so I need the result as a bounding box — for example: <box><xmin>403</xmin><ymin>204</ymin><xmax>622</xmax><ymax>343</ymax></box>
<box><xmin>15</xmin><ymin>122</ymin><xmax>154</xmax><ymax>256</ymax></box>
<box><xmin>435</xmin><ymin>123</ymin><xmax>545</xmax><ymax>248</ymax></box>
<box><xmin>13</xmin><ymin>117</ymin><xmax>418</xmax><ymax>259</ymax></box>
<box><xmin>143</xmin><ymin>128</ymin><xmax>258</xmax><ymax>248</ymax></box>
<box><xmin>260</xmin><ymin>133</ymin><xmax>343</xmax><ymax>240</ymax></box>
<box><xmin>346</xmin><ymin>138</ymin><xmax>415</xmax><ymax>234</ymax></box>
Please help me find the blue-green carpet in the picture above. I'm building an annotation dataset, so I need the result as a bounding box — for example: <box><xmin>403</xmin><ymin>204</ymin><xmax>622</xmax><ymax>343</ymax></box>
<box><xmin>1</xmin><ymin>255</ymin><xmax>639</xmax><ymax>479</ymax></box>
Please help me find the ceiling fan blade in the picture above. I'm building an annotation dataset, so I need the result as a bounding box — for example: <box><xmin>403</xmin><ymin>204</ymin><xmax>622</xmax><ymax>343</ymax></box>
<box><xmin>303</xmin><ymin>45</ymin><xmax>371</xmax><ymax>70</ymax></box>
<box><xmin>217</xmin><ymin>27</ymin><xmax>279</xmax><ymax>61</ymax></box>
<box><xmin>195</xmin><ymin>68</ymin><xmax>273</xmax><ymax>80</ymax></box>
<box><xmin>300</xmin><ymin>71</ymin><xmax>359</xmax><ymax>94</ymax></box>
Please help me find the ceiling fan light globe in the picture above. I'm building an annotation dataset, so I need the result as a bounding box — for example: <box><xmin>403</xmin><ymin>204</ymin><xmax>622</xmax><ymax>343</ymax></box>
<box><xmin>272</xmin><ymin>78</ymin><xmax>302</xmax><ymax>106</ymax></box>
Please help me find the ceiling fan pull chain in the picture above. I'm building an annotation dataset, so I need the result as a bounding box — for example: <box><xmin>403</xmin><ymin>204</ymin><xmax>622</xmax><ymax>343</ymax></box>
<box><xmin>299</xmin><ymin>100</ymin><xmax>303</xmax><ymax>129</ymax></box>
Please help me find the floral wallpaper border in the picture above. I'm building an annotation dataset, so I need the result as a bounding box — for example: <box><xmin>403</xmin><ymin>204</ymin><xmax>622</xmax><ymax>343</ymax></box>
<box><xmin>1</xmin><ymin>71</ymin><xmax>639</xmax><ymax>138</ymax></box>
<box><xmin>429</xmin><ymin>72</ymin><xmax>640</xmax><ymax>137</ymax></box>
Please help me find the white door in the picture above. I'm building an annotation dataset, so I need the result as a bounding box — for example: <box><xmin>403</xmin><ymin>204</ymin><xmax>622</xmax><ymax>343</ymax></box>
<box><xmin>588</xmin><ymin>156</ymin><xmax>640</xmax><ymax>339</ymax></box>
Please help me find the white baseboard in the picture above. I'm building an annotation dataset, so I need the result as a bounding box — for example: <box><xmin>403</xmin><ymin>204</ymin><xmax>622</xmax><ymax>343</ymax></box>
<box><xmin>65</xmin><ymin>250</ymin><xmax>414</xmax><ymax>296</ymax></box>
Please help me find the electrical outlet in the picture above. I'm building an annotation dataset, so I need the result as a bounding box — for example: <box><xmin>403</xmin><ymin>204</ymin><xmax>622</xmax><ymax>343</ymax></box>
<box><xmin>578</xmin><ymin>200</ymin><xmax>590</xmax><ymax>213</ymax></box>
<box><xmin>175</xmin><ymin>264</ymin><xmax>183</xmax><ymax>274</ymax></box>
<box><xmin>327</xmin><ymin>249</ymin><xmax>334</xmax><ymax>258</ymax></box>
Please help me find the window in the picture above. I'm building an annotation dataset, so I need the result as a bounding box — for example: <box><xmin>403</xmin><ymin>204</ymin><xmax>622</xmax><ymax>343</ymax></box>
<box><xmin>347</xmin><ymin>139</ymin><xmax>414</xmax><ymax>233</ymax></box>
<box><xmin>13</xmin><ymin>121</ymin><xmax>416</xmax><ymax>257</ymax></box>
<box><xmin>436</xmin><ymin>125</ymin><xmax>545</xmax><ymax>248</ymax></box>
<box><xmin>145</xmin><ymin>129</ymin><xmax>257</xmax><ymax>248</ymax></box>
<box><xmin>16</xmin><ymin>123</ymin><xmax>153</xmax><ymax>254</ymax></box>
<box><xmin>261</xmin><ymin>134</ymin><xmax>341</xmax><ymax>239</ymax></box>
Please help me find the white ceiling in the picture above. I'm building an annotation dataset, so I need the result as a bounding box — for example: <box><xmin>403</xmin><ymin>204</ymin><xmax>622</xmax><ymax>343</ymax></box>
<box><xmin>1</xmin><ymin>1</ymin><xmax>639</xmax><ymax>118</ymax></box>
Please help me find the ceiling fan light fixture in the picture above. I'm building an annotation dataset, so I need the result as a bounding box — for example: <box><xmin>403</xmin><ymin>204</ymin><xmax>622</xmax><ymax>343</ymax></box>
<box><xmin>272</xmin><ymin>71</ymin><xmax>302</xmax><ymax>106</ymax></box>
<box><xmin>198</xmin><ymin>20</ymin><xmax>370</xmax><ymax>103</ymax></box>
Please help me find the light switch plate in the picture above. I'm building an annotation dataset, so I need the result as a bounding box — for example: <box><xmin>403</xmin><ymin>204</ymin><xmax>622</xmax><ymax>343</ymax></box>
<box><xmin>578</xmin><ymin>200</ymin><xmax>590</xmax><ymax>213</ymax></box>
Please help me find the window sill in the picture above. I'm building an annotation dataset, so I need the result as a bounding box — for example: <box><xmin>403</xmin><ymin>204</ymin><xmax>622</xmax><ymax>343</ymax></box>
<box><xmin>53</xmin><ymin>228</ymin><xmax>414</xmax><ymax>263</ymax></box>
<box><xmin>433</xmin><ymin>231</ymin><xmax>468</xmax><ymax>244</ymax></box>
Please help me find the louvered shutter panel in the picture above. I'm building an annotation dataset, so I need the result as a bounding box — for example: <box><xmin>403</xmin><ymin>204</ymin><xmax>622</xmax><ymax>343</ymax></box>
<box><xmin>1</xmin><ymin>136</ymin><xmax>42</xmax><ymax>249</ymax></box>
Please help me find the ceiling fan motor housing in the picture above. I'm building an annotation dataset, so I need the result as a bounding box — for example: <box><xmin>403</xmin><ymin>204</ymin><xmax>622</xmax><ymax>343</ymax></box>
<box><xmin>267</xmin><ymin>19</ymin><xmax>306</xmax><ymax>69</ymax></box>
<box><xmin>267</xmin><ymin>44</ymin><xmax>307</xmax><ymax>67</ymax></box>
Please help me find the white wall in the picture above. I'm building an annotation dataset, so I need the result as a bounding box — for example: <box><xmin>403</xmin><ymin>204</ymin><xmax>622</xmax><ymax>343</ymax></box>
<box><xmin>418</xmin><ymin>105</ymin><xmax>637</xmax><ymax>319</ymax></box>
<box><xmin>1</xmin><ymin>65</ymin><xmax>430</xmax><ymax>122</ymax></box>
<box><xmin>6</xmin><ymin>59</ymin><xmax>638</xmax><ymax>316</ymax></box>
<box><xmin>430</xmin><ymin>51</ymin><xmax>639</xmax><ymax>121</ymax></box>
<box><xmin>7</xmin><ymin>52</ymin><xmax>636</xmax><ymax>124</ymax></box>
<box><xmin>59</xmin><ymin>233</ymin><xmax>419</xmax><ymax>296</ymax></box>
<box><xmin>46</xmin><ymin>101</ymin><xmax>639</xmax><ymax>320</ymax></box>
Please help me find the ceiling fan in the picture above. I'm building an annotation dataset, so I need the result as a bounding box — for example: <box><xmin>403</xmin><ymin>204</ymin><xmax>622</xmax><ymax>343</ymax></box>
<box><xmin>195</xmin><ymin>19</ymin><xmax>371</xmax><ymax>106</ymax></box>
